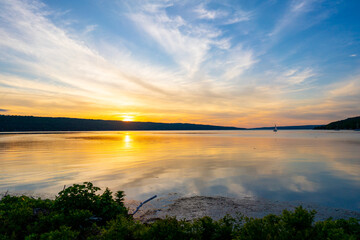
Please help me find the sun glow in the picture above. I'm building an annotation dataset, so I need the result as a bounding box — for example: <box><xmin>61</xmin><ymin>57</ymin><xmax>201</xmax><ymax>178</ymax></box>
<box><xmin>122</xmin><ymin>115</ymin><xmax>134</xmax><ymax>122</ymax></box>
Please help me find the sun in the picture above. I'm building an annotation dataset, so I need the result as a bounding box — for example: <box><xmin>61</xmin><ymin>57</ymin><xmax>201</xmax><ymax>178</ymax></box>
<box><xmin>122</xmin><ymin>115</ymin><xmax>134</xmax><ymax>122</ymax></box>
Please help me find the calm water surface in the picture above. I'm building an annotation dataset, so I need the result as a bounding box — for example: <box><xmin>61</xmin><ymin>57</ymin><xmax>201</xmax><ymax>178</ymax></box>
<box><xmin>0</xmin><ymin>130</ymin><xmax>359</xmax><ymax>210</ymax></box>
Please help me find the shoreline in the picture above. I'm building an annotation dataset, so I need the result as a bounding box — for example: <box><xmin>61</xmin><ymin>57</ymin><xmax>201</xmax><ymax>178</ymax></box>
<box><xmin>2</xmin><ymin>191</ymin><xmax>359</xmax><ymax>223</ymax></box>
<box><xmin>125</xmin><ymin>194</ymin><xmax>360</xmax><ymax>223</ymax></box>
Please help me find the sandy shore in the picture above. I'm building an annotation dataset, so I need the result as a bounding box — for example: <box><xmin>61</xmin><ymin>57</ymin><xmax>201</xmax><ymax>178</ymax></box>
<box><xmin>125</xmin><ymin>193</ymin><xmax>360</xmax><ymax>223</ymax></box>
<box><xmin>2</xmin><ymin>191</ymin><xmax>359</xmax><ymax>223</ymax></box>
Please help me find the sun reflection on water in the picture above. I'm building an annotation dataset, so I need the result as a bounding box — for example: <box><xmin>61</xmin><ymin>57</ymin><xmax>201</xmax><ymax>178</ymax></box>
<box><xmin>123</xmin><ymin>133</ymin><xmax>132</xmax><ymax>148</ymax></box>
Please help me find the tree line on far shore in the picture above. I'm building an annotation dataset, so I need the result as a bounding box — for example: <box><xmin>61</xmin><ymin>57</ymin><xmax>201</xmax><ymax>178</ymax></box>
<box><xmin>0</xmin><ymin>115</ymin><xmax>242</xmax><ymax>132</ymax></box>
<box><xmin>1</xmin><ymin>114</ymin><xmax>360</xmax><ymax>132</ymax></box>
<box><xmin>315</xmin><ymin>116</ymin><xmax>360</xmax><ymax>130</ymax></box>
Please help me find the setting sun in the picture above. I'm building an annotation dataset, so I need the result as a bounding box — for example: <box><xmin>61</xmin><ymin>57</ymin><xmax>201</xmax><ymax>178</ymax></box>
<box><xmin>122</xmin><ymin>115</ymin><xmax>134</xmax><ymax>122</ymax></box>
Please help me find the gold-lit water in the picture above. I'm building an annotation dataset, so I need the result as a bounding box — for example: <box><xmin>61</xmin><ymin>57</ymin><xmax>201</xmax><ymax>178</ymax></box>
<box><xmin>0</xmin><ymin>130</ymin><xmax>359</xmax><ymax>210</ymax></box>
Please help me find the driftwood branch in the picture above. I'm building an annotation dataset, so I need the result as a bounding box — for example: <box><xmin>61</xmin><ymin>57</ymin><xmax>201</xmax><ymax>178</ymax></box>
<box><xmin>132</xmin><ymin>195</ymin><xmax>157</xmax><ymax>215</ymax></box>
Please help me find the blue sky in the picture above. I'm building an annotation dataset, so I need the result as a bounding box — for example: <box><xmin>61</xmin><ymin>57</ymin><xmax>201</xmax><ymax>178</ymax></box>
<box><xmin>0</xmin><ymin>0</ymin><xmax>359</xmax><ymax>127</ymax></box>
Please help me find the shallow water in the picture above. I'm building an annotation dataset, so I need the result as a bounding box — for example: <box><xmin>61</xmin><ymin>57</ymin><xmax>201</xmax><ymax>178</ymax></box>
<box><xmin>0</xmin><ymin>130</ymin><xmax>359</xmax><ymax>210</ymax></box>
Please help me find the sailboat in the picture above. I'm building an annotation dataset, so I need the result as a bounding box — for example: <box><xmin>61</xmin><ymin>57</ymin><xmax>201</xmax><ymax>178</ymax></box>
<box><xmin>273</xmin><ymin>124</ymin><xmax>278</xmax><ymax>132</ymax></box>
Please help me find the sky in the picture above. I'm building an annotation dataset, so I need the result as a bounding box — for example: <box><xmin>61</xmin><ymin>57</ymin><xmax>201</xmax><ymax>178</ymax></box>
<box><xmin>0</xmin><ymin>0</ymin><xmax>359</xmax><ymax>128</ymax></box>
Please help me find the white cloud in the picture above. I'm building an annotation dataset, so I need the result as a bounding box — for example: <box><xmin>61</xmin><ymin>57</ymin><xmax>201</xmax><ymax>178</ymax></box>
<box><xmin>329</xmin><ymin>78</ymin><xmax>360</xmax><ymax>98</ymax></box>
<box><xmin>269</xmin><ymin>0</ymin><xmax>318</xmax><ymax>37</ymax></box>
<box><xmin>127</xmin><ymin>1</ymin><xmax>257</xmax><ymax>81</ymax></box>
<box><xmin>288</xmin><ymin>175</ymin><xmax>318</xmax><ymax>192</ymax></box>
<box><xmin>286</xmin><ymin>68</ymin><xmax>315</xmax><ymax>84</ymax></box>
<box><xmin>131</xmin><ymin>13</ymin><xmax>207</xmax><ymax>75</ymax></box>
<box><xmin>291</xmin><ymin>0</ymin><xmax>319</xmax><ymax>13</ymax></box>
<box><xmin>193</xmin><ymin>3</ymin><xmax>251</xmax><ymax>25</ymax></box>
<box><xmin>128</xmin><ymin>3</ymin><xmax>228</xmax><ymax>77</ymax></box>
<box><xmin>194</xmin><ymin>4</ymin><xmax>227</xmax><ymax>20</ymax></box>
<box><xmin>224</xmin><ymin>11</ymin><xmax>252</xmax><ymax>24</ymax></box>
<box><xmin>272</xmin><ymin>68</ymin><xmax>316</xmax><ymax>86</ymax></box>
<box><xmin>83</xmin><ymin>24</ymin><xmax>97</xmax><ymax>35</ymax></box>
<box><xmin>221</xmin><ymin>47</ymin><xmax>256</xmax><ymax>80</ymax></box>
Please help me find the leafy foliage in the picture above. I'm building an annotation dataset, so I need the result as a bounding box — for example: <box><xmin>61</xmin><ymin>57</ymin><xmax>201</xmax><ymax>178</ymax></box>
<box><xmin>54</xmin><ymin>182</ymin><xmax>128</xmax><ymax>223</ymax></box>
<box><xmin>0</xmin><ymin>182</ymin><xmax>359</xmax><ymax>239</ymax></box>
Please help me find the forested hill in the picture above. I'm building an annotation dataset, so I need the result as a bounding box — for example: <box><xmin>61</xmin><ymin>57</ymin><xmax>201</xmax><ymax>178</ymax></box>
<box><xmin>249</xmin><ymin>125</ymin><xmax>319</xmax><ymax>130</ymax></box>
<box><xmin>314</xmin><ymin>116</ymin><xmax>360</xmax><ymax>130</ymax></box>
<box><xmin>0</xmin><ymin>115</ymin><xmax>243</xmax><ymax>131</ymax></box>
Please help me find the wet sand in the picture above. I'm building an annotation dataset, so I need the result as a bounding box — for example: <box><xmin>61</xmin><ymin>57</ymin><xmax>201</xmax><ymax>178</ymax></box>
<box><xmin>125</xmin><ymin>194</ymin><xmax>360</xmax><ymax>223</ymax></box>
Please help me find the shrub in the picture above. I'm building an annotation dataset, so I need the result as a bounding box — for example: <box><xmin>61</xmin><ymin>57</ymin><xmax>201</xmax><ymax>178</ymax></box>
<box><xmin>191</xmin><ymin>216</ymin><xmax>218</xmax><ymax>239</ymax></box>
<box><xmin>99</xmin><ymin>216</ymin><xmax>145</xmax><ymax>240</ymax></box>
<box><xmin>142</xmin><ymin>217</ymin><xmax>193</xmax><ymax>240</ymax></box>
<box><xmin>280</xmin><ymin>206</ymin><xmax>316</xmax><ymax>239</ymax></box>
<box><xmin>26</xmin><ymin>226</ymin><xmax>79</xmax><ymax>240</ymax></box>
<box><xmin>54</xmin><ymin>182</ymin><xmax>128</xmax><ymax>223</ymax></box>
<box><xmin>1</xmin><ymin>183</ymin><xmax>359</xmax><ymax>240</ymax></box>
<box><xmin>313</xmin><ymin>217</ymin><xmax>360</xmax><ymax>240</ymax></box>
<box><xmin>237</xmin><ymin>214</ymin><xmax>282</xmax><ymax>240</ymax></box>
<box><xmin>0</xmin><ymin>196</ymin><xmax>53</xmax><ymax>239</ymax></box>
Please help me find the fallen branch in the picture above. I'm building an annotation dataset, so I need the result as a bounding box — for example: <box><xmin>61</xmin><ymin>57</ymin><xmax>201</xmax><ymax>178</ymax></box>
<box><xmin>132</xmin><ymin>195</ymin><xmax>157</xmax><ymax>215</ymax></box>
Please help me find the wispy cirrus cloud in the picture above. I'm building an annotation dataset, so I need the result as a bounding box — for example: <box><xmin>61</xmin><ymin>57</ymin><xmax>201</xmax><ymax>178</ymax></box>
<box><xmin>193</xmin><ymin>3</ymin><xmax>251</xmax><ymax>24</ymax></box>
<box><xmin>328</xmin><ymin>77</ymin><xmax>360</xmax><ymax>100</ymax></box>
<box><xmin>194</xmin><ymin>4</ymin><xmax>227</xmax><ymax>20</ymax></box>
<box><xmin>130</xmin><ymin>13</ymin><xmax>207</xmax><ymax>75</ymax></box>
<box><xmin>281</xmin><ymin>68</ymin><xmax>316</xmax><ymax>85</ymax></box>
<box><xmin>269</xmin><ymin>0</ymin><xmax>324</xmax><ymax>37</ymax></box>
<box><xmin>217</xmin><ymin>46</ymin><xmax>256</xmax><ymax>81</ymax></box>
<box><xmin>224</xmin><ymin>11</ymin><xmax>252</xmax><ymax>25</ymax></box>
<box><xmin>127</xmin><ymin>1</ymin><xmax>256</xmax><ymax>78</ymax></box>
<box><xmin>274</xmin><ymin>75</ymin><xmax>360</xmax><ymax>123</ymax></box>
<box><xmin>129</xmin><ymin>3</ymin><xmax>220</xmax><ymax>76</ymax></box>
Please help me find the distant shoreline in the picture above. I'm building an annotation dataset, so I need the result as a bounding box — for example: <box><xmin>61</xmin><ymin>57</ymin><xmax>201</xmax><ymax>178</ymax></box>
<box><xmin>0</xmin><ymin>115</ymin><xmax>242</xmax><ymax>132</ymax></box>
<box><xmin>2</xmin><ymin>114</ymin><xmax>359</xmax><ymax>131</ymax></box>
<box><xmin>0</xmin><ymin>129</ymin><xmax>322</xmax><ymax>134</ymax></box>
<box><xmin>0</xmin><ymin>115</ymin><xmax>321</xmax><ymax>132</ymax></box>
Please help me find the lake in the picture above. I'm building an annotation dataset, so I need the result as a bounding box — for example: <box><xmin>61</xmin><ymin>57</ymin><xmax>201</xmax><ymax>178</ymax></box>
<box><xmin>0</xmin><ymin>130</ymin><xmax>359</xmax><ymax>211</ymax></box>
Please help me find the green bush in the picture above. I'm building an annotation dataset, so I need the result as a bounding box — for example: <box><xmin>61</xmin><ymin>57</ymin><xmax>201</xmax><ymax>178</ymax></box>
<box><xmin>0</xmin><ymin>182</ymin><xmax>359</xmax><ymax>239</ymax></box>
<box><xmin>313</xmin><ymin>217</ymin><xmax>360</xmax><ymax>240</ymax></box>
<box><xmin>236</xmin><ymin>214</ymin><xmax>282</xmax><ymax>240</ymax></box>
<box><xmin>99</xmin><ymin>216</ymin><xmax>144</xmax><ymax>240</ymax></box>
<box><xmin>54</xmin><ymin>182</ymin><xmax>128</xmax><ymax>223</ymax></box>
<box><xmin>142</xmin><ymin>217</ymin><xmax>193</xmax><ymax>240</ymax></box>
<box><xmin>0</xmin><ymin>196</ymin><xmax>53</xmax><ymax>239</ymax></box>
<box><xmin>280</xmin><ymin>206</ymin><xmax>316</xmax><ymax>239</ymax></box>
<box><xmin>191</xmin><ymin>216</ymin><xmax>219</xmax><ymax>239</ymax></box>
<box><xmin>26</xmin><ymin>226</ymin><xmax>79</xmax><ymax>240</ymax></box>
